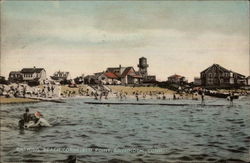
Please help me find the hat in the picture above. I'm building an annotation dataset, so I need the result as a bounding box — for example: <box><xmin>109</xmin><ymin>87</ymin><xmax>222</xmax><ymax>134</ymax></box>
<box><xmin>34</xmin><ymin>111</ymin><xmax>43</xmax><ymax>118</ymax></box>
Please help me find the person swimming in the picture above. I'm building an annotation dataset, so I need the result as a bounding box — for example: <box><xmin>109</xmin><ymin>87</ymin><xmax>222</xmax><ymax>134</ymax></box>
<box><xmin>31</xmin><ymin>111</ymin><xmax>51</xmax><ymax>127</ymax></box>
<box><xmin>23</xmin><ymin>108</ymin><xmax>31</xmax><ymax>123</ymax></box>
<box><xmin>19</xmin><ymin>111</ymin><xmax>51</xmax><ymax>128</ymax></box>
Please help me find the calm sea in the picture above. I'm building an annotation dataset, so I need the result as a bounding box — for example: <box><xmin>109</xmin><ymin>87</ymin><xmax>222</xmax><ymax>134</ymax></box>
<box><xmin>1</xmin><ymin>96</ymin><xmax>250</xmax><ymax>163</ymax></box>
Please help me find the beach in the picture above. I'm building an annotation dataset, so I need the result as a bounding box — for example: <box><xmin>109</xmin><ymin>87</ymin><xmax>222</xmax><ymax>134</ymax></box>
<box><xmin>1</xmin><ymin>84</ymin><xmax>247</xmax><ymax>104</ymax></box>
<box><xmin>0</xmin><ymin>97</ymin><xmax>40</xmax><ymax>104</ymax></box>
<box><xmin>0</xmin><ymin>84</ymin><xmax>197</xmax><ymax>104</ymax></box>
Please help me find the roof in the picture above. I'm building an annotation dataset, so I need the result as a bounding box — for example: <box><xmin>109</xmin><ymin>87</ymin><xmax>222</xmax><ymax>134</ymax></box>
<box><xmin>21</xmin><ymin>68</ymin><xmax>45</xmax><ymax>73</ymax></box>
<box><xmin>104</xmin><ymin>72</ymin><xmax>118</xmax><ymax>79</ymax></box>
<box><xmin>53</xmin><ymin>71</ymin><xmax>69</xmax><ymax>74</ymax></box>
<box><xmin>84</xmin><ymin>75</ymin><xmax>96</xmax><ymax>79</ymax></box>
<box><xmin>121</xmin><ymin>67</ymin><xmax>143</xmax><ymax>78</ymax></box>
<box><xmin>121</xmin><ymin>67</ymin><xmax>134</xmax><ymax>77</ymax></box>
<box><xmin>106</xmin><ymin>67</ymin><xmax>126</xmax><ymax>72</ymax></box>
<box><xmin>201</xmin><ymin>64</ymin><xmax>230</xmax><ymax>74</ymax></box>
<box><xmin>9</xmin><ymin>71</ymin><xmax>21</xmax><ymax>74</ymax></box>
<box><xmin>168</xmin><ymin>74</ymin><xmax>184</xmax><ymax>79</ymax></box>
<box><xmin>201</xmin><ymin>64</ymin><xmax>245</xmax><ymax>77</ymax></box>
<box><xmin>94</xmin><ymin>72</ymin><xmax>104</xmax><ymax>77</ymax></box>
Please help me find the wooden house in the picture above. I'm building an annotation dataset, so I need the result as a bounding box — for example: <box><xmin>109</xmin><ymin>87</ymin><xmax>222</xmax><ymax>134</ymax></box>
<box><xmin>200</xmin><ymin>64</ymin><xmax>245</xmax><ymax>87</ymax></box>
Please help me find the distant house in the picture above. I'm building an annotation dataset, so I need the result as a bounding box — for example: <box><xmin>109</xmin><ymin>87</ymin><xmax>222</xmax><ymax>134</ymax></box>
<box><xmin>97</xmin><ymin>72</ymin><xmax>119</xmax><ymax>85</ymax></box>
<box><xmin>200</xmin><ymin>64</ymin><xmax>245</xmax><ymax>87</ymax></box>
<box><xmin>144</xmin><ymin>75</ymin><xmax>157</xmax><ymax>83</ymax></box>
<box><xmin>8</xmin><ymin>71</ymin><xmax>23</xmax><ymax>83</ymax></box>
<box><xmin>106</xmin><ymin>65</ymin><xmax>126</xmax><ymax>77</ymax></box>
<box><xmin>168</xmin><ymin>74</ymin><xmax>187</xmax><ymax>84</ymax></box>
<box><xmin>193</xmin><ymin>77</ymin><xmax>201</xmax><ymax>86</ymax></box>
<box><xmin>120</xmin><ymin>67</ymin><xmax>143</xmax><ymax>85</ymax></box>
<box><xmin>20</xmin><ymin>67</ymin><xmax>46</xmax><ymax>84</ymax></box>
<box><xmin>51</xmin><ymin>70</ymin><xmax>70</xmax><ymax>81</ymax></box>
<box><xmin>105</xmin><ymin>65</ymin><xmax>143</xmax><ymax>85</ymax></box>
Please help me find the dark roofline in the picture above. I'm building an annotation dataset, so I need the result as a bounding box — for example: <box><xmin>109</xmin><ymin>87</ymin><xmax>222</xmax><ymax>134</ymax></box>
<box><xmin>201</xmin><ymin>64</ymin><xmax>230</xmax><ymax>74</ymax></box>
<box><xmin>21</xmin><ymin>68</ymin><xmax>45</xmax><ymax>73</ymax></box>
<box><xmin>201</xmin><ymin>64</ymin><xmax>245</xmax><ymax>77</ymax></box>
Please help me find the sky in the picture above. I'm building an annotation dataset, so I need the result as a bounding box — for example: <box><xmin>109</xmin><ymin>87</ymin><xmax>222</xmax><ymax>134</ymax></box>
<box><xmin>1</xmin><ymin>1</ymin><xmax>249</xmax><ymax>81</ymax></box>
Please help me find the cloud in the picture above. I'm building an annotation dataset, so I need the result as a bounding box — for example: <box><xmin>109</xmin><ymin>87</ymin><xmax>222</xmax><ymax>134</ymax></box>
<box><xmin>1</xmin><ymin>1</ymin><xmax>249</xmax><ymax>80</ymax></box>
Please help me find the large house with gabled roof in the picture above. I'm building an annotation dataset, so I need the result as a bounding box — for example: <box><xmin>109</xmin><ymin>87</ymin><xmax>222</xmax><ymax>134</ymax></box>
<box><xmin>8</xmin><ymin>67</ymin><xmax>46</xmax><ymax>84</ymax></box>
<box><xmin>200</xmin><ymin>64</ymin><xmax>245</xmax><ymax>87</ymax></box>
<box><xmin>21</xmin><ymin>67</ymin><xmax>46</xmax><ymax>83</ymax></box>
<box><xmin>105</xmin><ymin>65</ymin><xmax>143</xmax><ymax>85</ymax></box>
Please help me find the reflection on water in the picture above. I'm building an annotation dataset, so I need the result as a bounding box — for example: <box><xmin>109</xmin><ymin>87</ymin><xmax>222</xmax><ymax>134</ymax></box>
<box><xmin>1</xmin><ymin>97</ymin><xmax>250</xmax><ymax>162</ymax></box>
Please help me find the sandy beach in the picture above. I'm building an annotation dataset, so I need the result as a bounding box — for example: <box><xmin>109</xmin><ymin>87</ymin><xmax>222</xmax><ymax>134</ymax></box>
<box><xmin>0</xmin><ymin>97</ymin><xmax>40</xmax><ymax>104</ymax></box>
<box><xmin>2</xmin><ymin>84</ymin><xmax>246</xmax><ymax>104</ymax></box>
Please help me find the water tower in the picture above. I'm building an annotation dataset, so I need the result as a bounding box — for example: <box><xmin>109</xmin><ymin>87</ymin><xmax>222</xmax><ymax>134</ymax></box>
<box><xmin>138</xmin><ymin>57</ymin><xmax>148</xmax><ymax>78</ymax></box>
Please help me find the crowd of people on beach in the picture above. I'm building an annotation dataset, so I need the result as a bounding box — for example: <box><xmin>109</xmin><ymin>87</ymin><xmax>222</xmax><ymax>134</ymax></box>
<box><xmin>1</xmin><ymin>81</ymin><xmax>249</xmax><ymax>106</ymax></box>
<box><xmin>0</xmin><ymin>82</ymin><xmax>61</xmax><ymax>99</ymax></box>
<box><xmin>110</xmin><ymin>90</ymin><xmax>202</xmax><ymax>102</ymax></box>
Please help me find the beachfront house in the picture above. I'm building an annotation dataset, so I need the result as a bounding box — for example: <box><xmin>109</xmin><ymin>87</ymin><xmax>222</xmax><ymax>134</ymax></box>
<box><xmin>21</xmin><ymin>67</ymin><xmax>46</xmax><ymax>84</ymax></box>
<box><xmin>8</xmin><ymin>71</ymin><xmax>23</xmax><ymax>83</ymax></box>
<box><xmin>50</xmin><ymin>70</ymin><xmax>70</xmax><ymax>81</ymax></box>
<box><xmin>143</xmin><ymin>75</ymin><xmax>157</xmax><ymax>83</ymax></box>
<box><xmin>168</xmin><ymin>74</ymin><xmax>187</xmax><ymax>84</ymax></box>
<box><xmin>105</xmin><ymin>66</ymin><xmax>143</xmax><ymax>85</ymax></box>
<box><xmin>120</xmin><ymin>67</ymin><xmax>143</xmax><ymax>85</ymax></box>
<box><xmin>97</xmin><ymin>72</ymin><xmax>120</xmax><ymax>85</ymax></box>
<box><xmin>200</xmin><ymin>64</ymin><xmax>246</xmax><ymax>87</ymax></box>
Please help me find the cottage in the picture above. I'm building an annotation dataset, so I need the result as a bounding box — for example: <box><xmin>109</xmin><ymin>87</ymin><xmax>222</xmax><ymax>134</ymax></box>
<box><xmin>97</xmin><ymin>72</ymin><xmax>119</xmax><ymax>85</ymax></box>
<box><xmin>8</xmin><ymin>71</ymin><xmax>23</xmax><ymax>83</ymax></box>
<box><xmin>106</xmin><ymin>65</ymin><xmax>126</xmax><ymax>77</ymax></box>
<box><xmin>20</xmin><ymin>67</ymin><xmax>46</xmax><ymax>84</ymax></box>
<box><xmin>200</xmin><ymin>64</ymin><xmax>245</xmax><ymax>87</ymax></box>
<box><xmin>51</xmin><ymin>70</ymin><xmax>70</xmax><ymax>81</ymax></box>
<box><xmin>168</xmin><ymin>74</ymin><xmax>187</xmax><ymax>84</ymax></box>
<box><xmin>144</xmin><ymin>75</ymin><xmax>156</xmax><ymax>83</ymax></box>
<box><xmin>120</xmin><ymin>67</ymin><xmax>143</xmax><ymax>85</ymax></box>
<box><xmin>105</xmin><ymin>65</ymin><xmax>143</xmax><ymax>85</ymax></box>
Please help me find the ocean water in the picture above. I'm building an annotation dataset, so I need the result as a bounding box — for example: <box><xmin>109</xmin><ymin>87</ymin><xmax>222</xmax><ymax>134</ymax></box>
<box><xmin>1</xmin><ymin>96</ymin><xmax>250</xmax><ymax>163</ymax></box>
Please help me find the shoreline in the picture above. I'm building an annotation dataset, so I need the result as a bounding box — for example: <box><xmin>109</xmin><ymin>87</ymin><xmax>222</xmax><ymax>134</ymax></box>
<box><xmin>1</xmin><ymin>85</ymin><xmax>248</xmax><ymax>104</ymax></box>
<box><xmin>0</xmin><ymin>97</ymin><xmax>41</xmax><ymax>104</ymax></box>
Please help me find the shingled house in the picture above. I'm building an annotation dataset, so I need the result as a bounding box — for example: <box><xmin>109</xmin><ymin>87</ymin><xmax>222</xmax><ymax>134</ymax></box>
<box><xmin>97</xmin><ymin>72</ymin><xmax>120</xmax><ymax>85</ymax></box>
<box><xmin>20</xmin><ymin>67</ymin><xmax>46</xmax><ymax>84</ymax></box>
<box><xmin>168</xmin><ymin>74</ymin><xmax>187</xmax><ymax>84</ymax></box>
<box><xmin>200</xmin><ymin>64</ymin><xmax>245</xmax><ymax>87</ymax></box>
<box><xmin>105</xmin><ymin>65</ymin><xmax>143</xmax><ymax>85</ymax></box>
